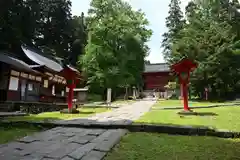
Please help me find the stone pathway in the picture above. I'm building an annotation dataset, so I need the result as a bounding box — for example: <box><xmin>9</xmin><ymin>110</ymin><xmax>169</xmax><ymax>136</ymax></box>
<box><xmin>0</xmin><ymin>112</ymin><xmax>27</xmax><ymax>118</ymax></box>
<box><xmin>0</xmin><ymin>100</ymin><xmax>156</xmax><ymax>160</ymax></box>
<box><xmin>0</xmin><ymin>127</ymin><xmax>127</xmax><ymax>160</ymax></box>
<box><xmin>61</xmin><ymin>100</ymin><xmax>156</xmax><ymax>125</ymax></box>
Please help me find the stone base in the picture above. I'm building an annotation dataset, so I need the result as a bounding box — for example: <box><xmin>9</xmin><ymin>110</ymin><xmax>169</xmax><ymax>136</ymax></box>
<box><xmin>60</xmin><ymin>108</ymin><xmax>80</xmax><ymax>114</ymax></box>
<box><xmin>177</xmin><ymin>109</ymin><xmax>197</xmax><ymax>115</ymax></box>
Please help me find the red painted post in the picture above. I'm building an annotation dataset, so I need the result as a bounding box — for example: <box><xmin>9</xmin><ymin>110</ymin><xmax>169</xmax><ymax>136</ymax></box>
<box><xmin>180</xmin><ymin>84</ymin><xmax>183</xmax><ymax>100</ymax></box>
<box><xmin>182</xmin><ymin>83</ymin><xmax>189</xmax><ymax>110</ymax></box>
<box><xmin>171</xmin><ymin>59</ymin><xmax>197</xmax><ymax>112</ymax></box>
<box><xmin>68</xmin><ymin>84</ymin><xmax>74</xmax><ymax>111</ymax></box>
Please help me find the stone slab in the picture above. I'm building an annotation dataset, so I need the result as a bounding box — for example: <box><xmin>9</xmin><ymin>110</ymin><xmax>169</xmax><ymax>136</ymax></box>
<box><xmin>68</xmin><ymin>143</ymin><xmax>97</xmax><ymax>160</ymax></box>
<box><xmin>20</xmin><ymin>141</ymin><xmax>52</xmax><ymax>153</ymax></box>
<box><xmin>21</xmin><ymin>152</ymin><xmax>45</xmax><ymax>160</ymax></box>
<box><xmin>68</xmin><ymin>135</ymin><xmax>97</xmax><ymax>144</ymax></box>
<box><xmin>36</xmin><ymin>141</ymin><xmax>67</xmax><ymax>154</ymax></box>
<box><xmin>47</xmin><ymin>142</ymin><xmax>82</xmax><ymax>159</ymax></box>
<box><xmin>81</xmin><ymin>150</ymin><xmax>106</xmax><ymax>160</ymax></box>
<box><xmin>94</xmin><ymin>130</ymin><xmax>127</xmax><ymax>152</ymax></box>
<box><xmin>91</xmin><ymin>130</ymin><xmax>115</xmax><ymax>143</ymax></box>
<box><xmin>18</xmin><ymin>136</ymin><xmax>40</xmax><ymax>143</ymax></box>
<box><xmin>49</xmin><ymin>134</ymin><xmax>68</xmax><ymax>141</ymax></box>
<box><xmin>61</xmin><ymin>156</ymin><xmax>75</xmax><ymax>160</ymax></box>
<box><xmin>88</xmin><ymin>129</ymin><xmax>106</xmax><ymax>136</ymax></box>
<box><xmin>0</xmin><ymin>154</ymin><xmax>22</xmax><ymax>160</ymax></box>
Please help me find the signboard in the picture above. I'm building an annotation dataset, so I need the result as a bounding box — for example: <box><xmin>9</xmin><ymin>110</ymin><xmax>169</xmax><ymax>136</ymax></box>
<box><xmin>44</xmin><ymin>72</ymin><xmax>66</xmax><ymax>84</ymax></box>
<box><xmin>10</xmin><ymin>70</ymin><xmax>42</xmax><ymax>82</ymax></box>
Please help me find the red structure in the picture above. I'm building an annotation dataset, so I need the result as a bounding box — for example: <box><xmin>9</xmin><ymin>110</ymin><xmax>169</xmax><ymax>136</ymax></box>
<box><xmin>143</xmin><ymin>63</ymin><xmax>172</xmax><ymax>91</ymax></box>
<box><xmin>61</xmin><ymin>65</ymin><xmax>81</xmax><ymax>112</ymax></box>
<box><xmin>171</xmin><ymin>59</ymin><xmax>197</xmax><ymax>111</ymax></box>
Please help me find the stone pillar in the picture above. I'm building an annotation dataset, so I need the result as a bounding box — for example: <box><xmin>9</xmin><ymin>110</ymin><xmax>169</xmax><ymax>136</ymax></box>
<box><xmin>133</xmin><ymin>87</ymin><xmax>136</xmax><ymax>99</ymax></box>
<box><xmin>107</xmin><ymin>88</ymin><xmax>112</xmax><ymax>105</ymax></box>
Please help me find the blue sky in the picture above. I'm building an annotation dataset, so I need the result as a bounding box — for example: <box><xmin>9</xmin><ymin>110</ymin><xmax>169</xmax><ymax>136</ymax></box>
<box><xmin>71</xmin><ymin>0</ymin><xmax>190</xmax><ymax>63</ymax></box>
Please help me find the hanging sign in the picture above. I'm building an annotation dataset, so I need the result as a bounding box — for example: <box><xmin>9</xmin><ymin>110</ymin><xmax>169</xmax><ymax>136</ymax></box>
<box><xmin>10</xmin><ymin>70</ymin><xmax>42</xmax><ymax>82</ymax></box>
<box><xmin>10</xmin><ymin>70</ymin><xmax>20</xmax><ymax>77</ymax></box>
<box><xmin>44</xmin><ymin>72</ymin><xmax>66</xmax><ymax>84</ymax></box>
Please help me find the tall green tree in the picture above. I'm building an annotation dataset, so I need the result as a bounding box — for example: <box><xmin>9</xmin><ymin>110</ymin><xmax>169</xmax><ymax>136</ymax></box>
<box><xmin>34</xmin><ymin>0</ymin><xmax>72</xmax><ymax>58</ymax></box>
<box><xmin>0</xmin><ymin>0</ymin><xmax>38</xmax><ymax>53</ymax></box>
<box><xmin>0</xmin><ymin>0</ymin><xmax>74</xmax><ymax>58</ymax></box>
<box><xmin>81</xmin><ymin>0</ymin><xmax>152</xmax><ymax>99</ymax></box>
<box><xmin>167</xmin><ymin>0</ymin><xmax>240</xmax><ymax>100</ymax></box>
<box><xmin>162</xmin><ymin>0</ymin><xmax>185</xmax><ymax>61</ymax></box>
<box><xmin>69</xmin><ymin>13</ymin><xmax>88</xmax><ymax>66</ymax></box>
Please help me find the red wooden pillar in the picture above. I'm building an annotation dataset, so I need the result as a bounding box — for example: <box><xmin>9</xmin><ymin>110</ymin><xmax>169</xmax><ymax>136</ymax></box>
<box><xmin>61</xmin><ymin>66</ymin><xmax>81</xmax><ymax>112</ymax></box>
<box><xmin>182</xmin><ymin>83</ymin><xmax>189</xmax><ymax>110</ymax></box>
<box><xmin>171</xmin><ymin>59</ymin><xmax>197</xmax><ymax>112</ymax></box>
<box><xmin>180</xmin><ymin>84</ymin><xmax>183</xmax><ymax>99</ymax></box>
<box><xmin>68</xmin><ymin>84</ymin><xmax>74</xmax><ymax>111</ymax></box>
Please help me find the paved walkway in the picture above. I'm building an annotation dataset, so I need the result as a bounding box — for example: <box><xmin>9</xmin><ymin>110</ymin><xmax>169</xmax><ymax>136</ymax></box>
<box><xmin>0</xmin><ymin>100</ymin><xmax>156</xmax><ymax>160</ymax></box>
<box><xmin>0</xmin><ymin>112</ymin><xmax>27</xmax><ymax>118</ymax></box>
<box><xmin>61</xmin><ymin>100</ymin><xmax>156</xmax><ymax>125</ymax></box>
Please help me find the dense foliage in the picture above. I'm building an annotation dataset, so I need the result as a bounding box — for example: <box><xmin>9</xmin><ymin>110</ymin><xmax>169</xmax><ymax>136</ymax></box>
<box><xmin>81</xmin><ymin>0</ymin><xmax>152</xmax><ymax>99</ymax></box>
<box><xmin>163</xmin><ymin>0</ymin><xmax>240</xmax><ymax>100</ymax></box>
<box><xmin>0</xmin><ymin>0</ymin><xmax>87</xmax><ymax>66</ymax></box>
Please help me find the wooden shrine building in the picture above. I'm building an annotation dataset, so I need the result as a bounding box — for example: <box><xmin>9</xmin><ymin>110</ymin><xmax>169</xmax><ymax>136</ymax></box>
<box><xmin>143</xmin><ymin>63</ymin><xmax>172</xmax><ymax>92</ymax></box>
<box><xmin>0</xmin><ymin>45</ymin><xmax>81</xmax><ymax>111</ymax></box>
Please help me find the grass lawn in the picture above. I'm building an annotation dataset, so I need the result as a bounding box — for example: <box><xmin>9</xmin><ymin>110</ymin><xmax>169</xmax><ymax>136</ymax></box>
<box><xmin>0</xmin><ymin>124</ymin><xmax>43</xmax><ymax>144</ymax></box>
<box><xmin>137</xmin><ymin>102</ymin><xmax>240</xmax><ymax>131</ymax></box>
<box><xmin>152</xmin><ymin>99</ymin><xmax>237</xmax><ymax>109</ymax></box>
<box><xmin>105</xmin><ymin>133</ymin><xmax>240</xmax><ymax>160</ymax></box>
<box><xmin>4</xmin><ymin>107</ymin><xmax>109</xmax><ymax>122</ymax></box>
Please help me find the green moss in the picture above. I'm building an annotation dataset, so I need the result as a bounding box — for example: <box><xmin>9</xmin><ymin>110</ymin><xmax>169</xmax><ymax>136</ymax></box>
<box><xmin>0</xmin><ymin>125</ymin><xmax>43</xmax><ymax>144</ymax></box>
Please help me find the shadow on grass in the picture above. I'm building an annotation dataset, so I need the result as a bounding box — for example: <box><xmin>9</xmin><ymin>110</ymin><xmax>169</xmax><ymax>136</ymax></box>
<box><xmin>178</xmin><ymin>112</ymin><xmax>218</xmax><ymax>117</ymax></box>
<box><xmin>81</xmin><ymin>105</ymin><xmax>119</xmax><ymax>109</ymax></box>
<box><xmin>154</xmin><ymin>104</ymin><xmax>240</xmax><ymax>110</ymax></box>
<box><xmin>2</xmin><ymin>116</ymin><xmax>62</xmax><ymax>122</ymax></box>
<box><xmin>80</xmin><ymin>106</ymin><xmax>107</xmax><ymax>108</ymax></box>
<box><xmin>74</xmin><ymin>111</ymin><xmax>95</xmax><ymax>114</ymax></box>
<box><xmin>2</xmin><ymin>116</ymin><xmax>239</xmax><ymax>138</ymax></box>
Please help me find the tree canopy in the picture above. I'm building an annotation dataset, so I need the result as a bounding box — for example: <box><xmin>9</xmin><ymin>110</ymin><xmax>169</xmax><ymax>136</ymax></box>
<box><xmin>80</xmin><ymin>0</ymin><xmax>152</xmax><ymax>97</ymax></box>
<box><xmin>0</xmin><ymin>0</ymin><xmax>86</xmax><ymax>66</ymax></box>
<box><xmin>163</xmin><ymin>0</ymin><xmax>240</xmax><ymax>100</ymax></box>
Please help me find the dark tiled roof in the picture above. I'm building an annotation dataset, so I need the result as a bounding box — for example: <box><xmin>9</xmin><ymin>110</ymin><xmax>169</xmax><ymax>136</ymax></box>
<box><xmin>0</xmin><ymin>53</ymin><xmax>40</xmax><ymax>74</ymax></box>
<box><xmin>21</xmin><ymin>45</ymin><xmax>63</xmax><ymax>72</ymax></box>
<box><xmin>144</xmin><ymin>63</ymin><xmax>170</xmax><ymax>73</ymax></box>
<box><xmin>66</xmin><ymin>65</ymin><xmax>80</xmax><ymax>73</ymax></box>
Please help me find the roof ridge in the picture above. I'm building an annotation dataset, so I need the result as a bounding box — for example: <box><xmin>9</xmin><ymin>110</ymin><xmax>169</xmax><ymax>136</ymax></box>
<box><xmin>21</xmin><ymin>45</ymin><xmax>61</xmax><ymax>64</ymax></box>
